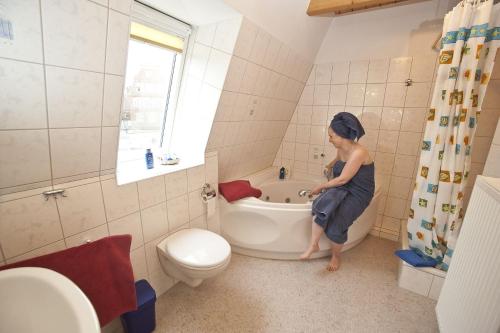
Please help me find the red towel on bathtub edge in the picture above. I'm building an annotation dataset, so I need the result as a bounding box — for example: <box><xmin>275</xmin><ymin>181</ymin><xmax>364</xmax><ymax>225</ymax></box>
<box><xmin>219</xmin><ymin>180</ymin><xmax>262</xmax><ymax>202</ymax></box>
<box><xmin>0</xmin><ymin>235</ymin><xmax>137</xmax><ymax>327</ymax></box>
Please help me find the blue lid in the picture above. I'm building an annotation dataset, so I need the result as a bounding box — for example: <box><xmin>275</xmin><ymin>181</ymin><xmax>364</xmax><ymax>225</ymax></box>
<box><xmin>135</xmin><ymin>279</ymin><xmax>156</xmax><ymax>307</ymax></box>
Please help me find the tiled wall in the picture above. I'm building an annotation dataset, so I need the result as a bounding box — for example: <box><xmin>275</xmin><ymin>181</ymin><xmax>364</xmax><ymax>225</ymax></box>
<box><xmin>0</xmin><ymin>0</ymin><xmax>131</xmax><ymax>195</ymax></box>
<box><xmin>484</xmin><ymin>119</ymin><xmax>500</xmax><ymax>178</ymax></box>
<box><xmin>0</xmin><ymin>152</ymin><xmax>218</xmax><ymax>296</ymax></box>
<box><xmin>0</xmin><ymin>0</ymin><xmax>228</xmax><ymax>298</ymax></box>
<box><xmin>205</xmin><ymin>18</ymin><xmax>313</xmax><ymax>181</ymax></box>
<box><xmin>482</xmin><ymin>59</ymin><xmax>500</xmax><ymax>178</ymax></box>
<box><xmin>274</xmin><ymin>55</ymin><xmax>500</xmax><ymax>241</ymax></box>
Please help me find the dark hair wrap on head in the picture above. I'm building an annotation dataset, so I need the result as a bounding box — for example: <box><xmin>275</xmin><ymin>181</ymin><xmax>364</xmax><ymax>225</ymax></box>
<box><xmin>329</xmin><ymin>112</ymin><xmax>365</xmax><ymax>141</ymax></box>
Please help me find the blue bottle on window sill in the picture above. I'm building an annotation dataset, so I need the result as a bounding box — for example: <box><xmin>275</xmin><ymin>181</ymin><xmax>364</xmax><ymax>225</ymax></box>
<box><xmin>145</xmin><ymin>149</ymin><xmax>154</xmax><ymax>169</ymax></box>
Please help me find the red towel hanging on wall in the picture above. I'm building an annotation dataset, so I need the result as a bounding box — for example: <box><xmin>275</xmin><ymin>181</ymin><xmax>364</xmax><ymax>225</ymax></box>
<box><xmin>0</xmin><ymin>235</ymin><xmax>137</xmax><ymax>327</ymax></box>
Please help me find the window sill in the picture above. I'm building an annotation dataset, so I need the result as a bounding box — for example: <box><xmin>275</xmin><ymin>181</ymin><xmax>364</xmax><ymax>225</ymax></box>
<box><xmin>116</xmin><ymin>154</ymin><xmax>204</xmax><ymax>185</ymax></box>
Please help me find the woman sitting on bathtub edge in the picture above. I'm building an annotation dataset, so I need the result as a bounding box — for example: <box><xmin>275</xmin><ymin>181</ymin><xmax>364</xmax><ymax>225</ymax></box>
<box><xmin>300</xmin><ymin>112</ymin><xmax>375</xmax><ymax>272</ymax></box>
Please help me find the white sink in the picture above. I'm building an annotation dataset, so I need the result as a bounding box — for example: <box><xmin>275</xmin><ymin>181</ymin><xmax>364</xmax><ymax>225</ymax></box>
<box><xmin>0</xmin><ymin>267</ymin><xmax>100</xmax><ymax>333</ymax></box>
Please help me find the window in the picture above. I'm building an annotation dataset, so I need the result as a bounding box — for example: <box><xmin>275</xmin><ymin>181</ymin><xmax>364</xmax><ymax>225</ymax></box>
<box><xmin>116</xmin><ymin>2</ymin><xmax>191</xmax><ymax>183</ymax></box>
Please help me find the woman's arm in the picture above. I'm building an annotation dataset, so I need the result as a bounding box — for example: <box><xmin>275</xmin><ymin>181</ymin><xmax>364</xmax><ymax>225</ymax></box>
<box><xmin>312</xmin><ymin>149</ymin><xmax>366</xmax><ymax>194</ymax></box>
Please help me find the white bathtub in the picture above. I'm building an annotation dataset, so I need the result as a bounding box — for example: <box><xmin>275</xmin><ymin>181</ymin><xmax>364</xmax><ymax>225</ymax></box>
<box><xmin>220</xmin><ymin>169</ymin><xmax>381</xmax><ymax>260</ymax></box>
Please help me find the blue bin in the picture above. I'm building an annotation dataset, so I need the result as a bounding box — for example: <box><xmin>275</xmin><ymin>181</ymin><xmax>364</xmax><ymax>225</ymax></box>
<box><xmin>121</xmin><ymin>280</ymin><xmax>156</xmax><ymax>333</ymax></box>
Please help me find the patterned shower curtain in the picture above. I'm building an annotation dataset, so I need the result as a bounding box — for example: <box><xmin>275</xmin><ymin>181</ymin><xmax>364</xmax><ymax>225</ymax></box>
<box><xmin>407</xmin><ymin>0</ymin><xmax>500</xmax><ymax>271</ymax></box>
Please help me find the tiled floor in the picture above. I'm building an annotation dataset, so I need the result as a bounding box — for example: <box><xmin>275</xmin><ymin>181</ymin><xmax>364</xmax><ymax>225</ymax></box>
<box><xmin>154</xmin><ymin>236</ymin><xmax>438</xmax><ymax>332</ymax></box>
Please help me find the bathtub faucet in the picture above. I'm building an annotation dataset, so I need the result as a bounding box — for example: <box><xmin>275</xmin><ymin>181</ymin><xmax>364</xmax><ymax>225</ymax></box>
<box><xmin>298</xmin><ymin>189</ymin><xmax>312</xmax><ymax>197</ymax></box>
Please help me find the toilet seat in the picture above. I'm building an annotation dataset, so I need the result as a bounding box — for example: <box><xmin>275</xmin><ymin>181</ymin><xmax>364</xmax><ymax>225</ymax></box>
<box><xmin>163</xmin><ymin>228</ymin><xmax>231</xmax><ymax>269</ymax></box>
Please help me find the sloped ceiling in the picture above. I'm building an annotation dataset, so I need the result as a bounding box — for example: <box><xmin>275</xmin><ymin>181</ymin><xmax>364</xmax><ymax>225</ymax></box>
<box><xmin>223</xmin><ymin>0</ymin><xmax>333</xmax><ymax>61</ymax></box>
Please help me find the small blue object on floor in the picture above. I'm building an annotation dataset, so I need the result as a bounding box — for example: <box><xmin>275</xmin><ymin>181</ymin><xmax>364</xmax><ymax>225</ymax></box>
<box><xmin>121</xmin><ymin>279</ymin><xmax>156</xmax><ymax>333</ymax></box>
<box><xmin>394</xmin><ymin>249</ymin><xmax>437</xmax><ymax>267</ymax></box>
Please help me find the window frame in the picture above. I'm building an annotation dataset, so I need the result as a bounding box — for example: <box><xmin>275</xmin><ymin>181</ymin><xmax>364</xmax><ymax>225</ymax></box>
<box><xmin>118</xmin><ymin>1</ymin><xmax>191</xmax><ymax>163</ymax></box>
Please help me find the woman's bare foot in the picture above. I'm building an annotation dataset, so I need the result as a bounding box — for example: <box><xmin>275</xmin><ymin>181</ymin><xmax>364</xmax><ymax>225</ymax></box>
<box><xmin>326</xmin><ymin>255</ymin><xmax>341</xmax><ymax>271</ymax></box>
<box><xmin>300</xmin><ymin>244</ymin><xmax>319</xmax><ymax>260</ymax></box>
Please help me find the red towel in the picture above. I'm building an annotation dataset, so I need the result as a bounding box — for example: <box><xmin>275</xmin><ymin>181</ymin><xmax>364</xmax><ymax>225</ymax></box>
<box><xmin>219</xmin><ymin>180</ymin><xmax>262</xmax><ymax>203</ymax></box>
<box><xmin>0</xmin><ymin>235</ymin><xmax>137</xmax><ymax>327</ymax></box>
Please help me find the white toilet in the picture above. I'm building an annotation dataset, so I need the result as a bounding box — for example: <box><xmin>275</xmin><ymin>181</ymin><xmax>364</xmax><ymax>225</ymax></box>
<box><xmin>156</xmin><ymin>228</ymin><xmax>231</xmax><ymax>287</ymax></box>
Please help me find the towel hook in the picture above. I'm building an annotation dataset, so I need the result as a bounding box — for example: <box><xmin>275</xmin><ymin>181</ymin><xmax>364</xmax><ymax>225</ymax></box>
<box><xmin>42</xmin><ymin>189</ymin><xmax>67</xmax><ymax>201</ymax></box>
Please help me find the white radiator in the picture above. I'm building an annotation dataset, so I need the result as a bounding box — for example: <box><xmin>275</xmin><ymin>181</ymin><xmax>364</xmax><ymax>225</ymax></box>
<box><xmin>436</xmin><ymin>176</ymin><xmax>500</xmax><ymax>333</ymax></box>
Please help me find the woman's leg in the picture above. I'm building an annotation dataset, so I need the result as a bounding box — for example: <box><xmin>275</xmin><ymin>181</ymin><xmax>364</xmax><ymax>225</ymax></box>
<box><xmin>327</xmin><ymin>241</ymin><xmax>343</xmax><ymax>271</ymax></box>
<box><xmin>300</xmin><ymin>218</ymin><xmax>324</xmax><ymax>259</ymax></box>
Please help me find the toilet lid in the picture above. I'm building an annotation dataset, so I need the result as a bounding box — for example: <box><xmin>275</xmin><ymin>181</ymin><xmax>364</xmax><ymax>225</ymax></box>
<box><xmin>165</xmin><ymin>228</ymin><xmax>231</xmax><ymax>268</ymax></box>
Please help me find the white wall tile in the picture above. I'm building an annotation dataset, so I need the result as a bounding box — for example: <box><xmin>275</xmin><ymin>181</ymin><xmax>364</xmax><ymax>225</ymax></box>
<box><xmin>401</xmin><ymin>108</ymin><xmax>427</xmax><ymax>132</ymax></box>
<box><xmin>109</xmin><ymin>0</ymin><xmax>132</xmax><ymax>15</ymax></box>
<box><xmin>167</xmin><ymin>194</ymin><xmax>189</xmax><ymax>230</ymax></box>
<box><xmin>410</xmin><ymin>55</ymin><xmax>436</xmax><ymax>82</ymax></box>
<box><xmin>223</xmin><ymin>56</ymin><xmax>246</xmax><ymax>92</ymax></box>
<box><xmin>233</xmin><ymin>18</ymin><xmax>258</xmax><ymax>59</ymax></box>
<box><xmin>188</xmin><ymin>190</ymin><xmax>205</xmax><ymax>220</ymax></box>
<box><xmin>65</xmin><ymin>224</ymin><xmax>109</xmax><ymax>248</ymax></box>
<box><xmin>105</xmin><ymin>10</ymin><xmax>130</xmax><ymax>75</ymax></box>
<box><xmin>0</xmin><ymin>130</ymin><xmax>51</xmax><ymax>189</ymax></box>
<box><xmin>364</xmin><ymin>84</ymin><xmax>385</xmax><ymax>107</ymax></box>
<box><xmin>405</xmin><ymin>82</ymin><xmax>431</xmax><ymax>107</ymax></box>
<box><xmin>313</xmin><ymin>85</ymin><xmax>330</xmax><ymax>105</ymax></box>
<box><xmin>315</xmin><ymin>63</ymin><xmax>332</xmax><ymax>84</ymax></box>
<box><xmin>361</xmin><ymin>107</ymin><xmax>382</xmax><ymax>129</ymax></box>
<box><xmin>0</xmin><ymin>59</ymin><xmax>46</xmax><ymax>130</ymax></box>
<box><xmin>483</xmin><ymin>80</ymin><xmax>500</xmax><ymax>108</ymax></box>
<box><xmin>377</xmin><ymin>130</ymin><xmax>399</xmax><ymax>154</ymax></box>
<box><xmin>102</xmin><ymin>74</ymin><xmax>124</xmax><ymax>126</ymax></box>
<box><xmin>42</xmin><ymin>0</ymin><xmax>107</xmax><ymax>71</ymax></box>
<box><xmin>332</xmin><ymin>61</ymin><xmax>349</xmax><ymax>84</ymax></box>
<box><xmin>164</xmin><ymin>170</ymin><xmax>188</xmax><ymax>199</ymax></box>
<box><xmin>50</xmin><ymin>128</ymin><xmax>101</xmax><ymax>179</ymax></box>
<box><xmin>188</xmin><ymin>43</ymin><xmax>211</xmax><ymax>79</ymax></box>
<box><xmin>240</xmin><ymin>62</ymin><xmax>260</xmax><ymax>94</ymax></box>
<box><xmin>108</xmin><ymin>212</ymin><xmax>143</xmax><ymax>249</ymax></box>
<box><xmin>384</xmin><ymin>83</ymin><xmax>407</xmax><ymax>107</ymax></box>
<box><xmin>196</xmin><ymin>24</ymin><xmax>216</xmax><ymax>47</ymax></box>
<box><xmin>0</xmin><ymin>196</ymin><xmax>62</xmax><ymax>258</ymax></box>
<box><xmin>385</xmin><ymin>196</ymin><xmax>407</xmax><ymax>219</ymax></box>
<box><xmin>141</xmin><ymin>203</ymin><xmax>169</xmax><ymax>242</ymax></box>
<box><xmin>388</xmin><ymin>57</ymin><xmax>412</xmax><ymax>82</ymax></box>
<box><xmin>57</xmin><ymin>182</ymin><xmax>106</xmax><ymax>237</ymax></box>
<box><xmin>100</xmin><ymin>126</ymin><xmax>119</xmax><ymax>170</ymax></box>
<box><xmin>101</xmin><ymin>178</ymin><xmax>139</xmax><ymax>221</ymax></box>
<box><xmin>388</xmin><ymin>176</ymin><xmax>411</xmax><ymax>199</ymax></box>
<box><xmin>0</xmin><ymin>0</ymin><xmax>43</xmax><ymax>62</ymax></box>
<box><xmin>393</xmin><ymin>155</ymin><xmax>417</xmax><ymax>178</ymax></box>
<box><xmin>367</xmin><ymin>59</ymin><xmax>389</xmax><ymax>83</ymax></box>
<box><xmin>484</xmin><ymin>144</ymin><xmax>500</xmax><ymax>177</ymax></box>
<box><xmin>348</xmin><ymin>60</ymin><xmax>369</xmax><ymax>83</ymax></box>
<box><xmin>397</xmin><ymin>132</ymin><xmax>421</xmax><ymax>156</ymax></box>
<box><xmin>346</xmin><ymin>84</ymin><xmax>366</xmax><ymax>106</ymax></box>
<box><xmin>311</xmin><ymin>106</ymin><xmax>328</xmax><ymax>125</ymax></box>
<box><xmin>249</xmin><ymin>30</ymin><xmax>270</xmax><ymax>65</ymax></box>
<box><xmin>329</xmin><ymin>85</ymin><xmax>347</xmax><ymax>106</ymax></box>
<box><xmin>213</xmin><ymin>17</ymin><xmax>241</xmax><ymax>54</ymax></box>
<box><xmin>137</xmin><ymin>176</ymin><xmax>166</xmax><ymax>209</ymax></box>
<box><xmin>380</xmin><ymin>107</ymin><xmax>403</xmax><ymax>130</ymax></box>
<box><xmin>187</xmin><ymin>165</ymin><xmax>206</xmax><ymax>192</ymax></box>
<box><xmin>262</xmin><ymin>37</ymin><xmax>280</xmax><ymax>70</ymax></box>
<box><xmin>205</xmin><ymin>49</ymin><xmax>232</xmax><ymax>89</ymax></box>
<box><xmin>6</xmin><ymin>240</ymin><xmax>66</xmax><ymax>264</ymax></box>
<box><xmin>46</xmin><ymin>66</ymin><xmax>104</xmax><ymax>128</ymax></box>
<box><xmin>130</xmin><ymin>246</ymin><xmax>149</xmax><ymax>280</ymax></box>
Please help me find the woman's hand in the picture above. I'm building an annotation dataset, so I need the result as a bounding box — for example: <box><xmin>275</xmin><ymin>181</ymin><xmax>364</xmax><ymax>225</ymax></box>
<box><xmin>311</xmin><ymin>184</ymin><xmax>324</xmax><ymax>195</ymax></box>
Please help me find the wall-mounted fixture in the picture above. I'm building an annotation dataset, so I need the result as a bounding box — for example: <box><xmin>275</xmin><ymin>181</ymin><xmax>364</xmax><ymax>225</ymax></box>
<box><xmin>405</xmin><ymin>78</ymin><xmax>413</xmax><ymax>86</ymax></box>
<box><xmin>42</xmin><ymin>189</ymin><xmax>67</xmax><ymax>201</ymax></box>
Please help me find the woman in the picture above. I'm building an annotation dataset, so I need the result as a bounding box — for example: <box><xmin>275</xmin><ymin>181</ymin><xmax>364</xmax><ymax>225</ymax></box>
<box><xmin>300</xmin><ymin>112</ymin><xmax>375</xmax><ymax>272</ymax></box>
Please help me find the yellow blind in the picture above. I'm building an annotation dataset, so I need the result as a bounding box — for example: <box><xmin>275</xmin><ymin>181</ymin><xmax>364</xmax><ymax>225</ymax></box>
<box><xmin>130</xmin><ymin>21</ymin><xmax>184</xmax><ymax>53</ymax></box>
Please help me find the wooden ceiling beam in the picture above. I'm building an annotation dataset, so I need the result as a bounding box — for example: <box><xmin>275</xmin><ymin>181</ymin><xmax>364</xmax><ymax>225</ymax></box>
<box><xmin>307</xmin><ymin>0</ymin><xmax>414</xmax><ymax>16</ymax></box>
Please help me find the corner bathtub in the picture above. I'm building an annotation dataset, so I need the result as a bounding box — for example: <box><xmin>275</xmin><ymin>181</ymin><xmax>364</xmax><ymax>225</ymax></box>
<box><xmin>220</xmin><ymin>170</ymin><xmax>381</xmax><ymax>260</ymax></box>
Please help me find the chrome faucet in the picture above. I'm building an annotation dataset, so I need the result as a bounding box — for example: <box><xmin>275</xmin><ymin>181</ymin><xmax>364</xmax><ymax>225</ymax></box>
<box><xmin>298</xmin><ymin>189</ymin><xmax>312</xmax><ymax>197</ymax></box>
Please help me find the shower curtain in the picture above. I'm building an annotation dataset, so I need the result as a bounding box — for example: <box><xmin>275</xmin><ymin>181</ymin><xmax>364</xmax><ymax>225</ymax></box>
<box><xmin>407</xmin><ymin>0</ymin><xmax>500</xmax><ymax>271</ymax></box>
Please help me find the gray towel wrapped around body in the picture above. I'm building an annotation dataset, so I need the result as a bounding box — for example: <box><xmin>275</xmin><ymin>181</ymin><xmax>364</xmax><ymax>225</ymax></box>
<box><xmin>311</xmin><ymin>160</ymin><xmax>375</xmax><ymax>244</ymax></box>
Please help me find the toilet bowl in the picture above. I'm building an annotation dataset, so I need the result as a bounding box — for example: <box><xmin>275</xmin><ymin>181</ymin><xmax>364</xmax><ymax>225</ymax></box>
<box><xmin>156</xmin><ymin>228</ymin><xmax>231</xmax><ymax>287</ymax></box>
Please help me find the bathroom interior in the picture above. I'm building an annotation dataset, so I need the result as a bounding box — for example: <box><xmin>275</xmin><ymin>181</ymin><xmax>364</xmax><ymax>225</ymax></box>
<box><xmin>1</xmin><ymin>0</ymin><xmax>500</xmax><ymax>332</ymax></box>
